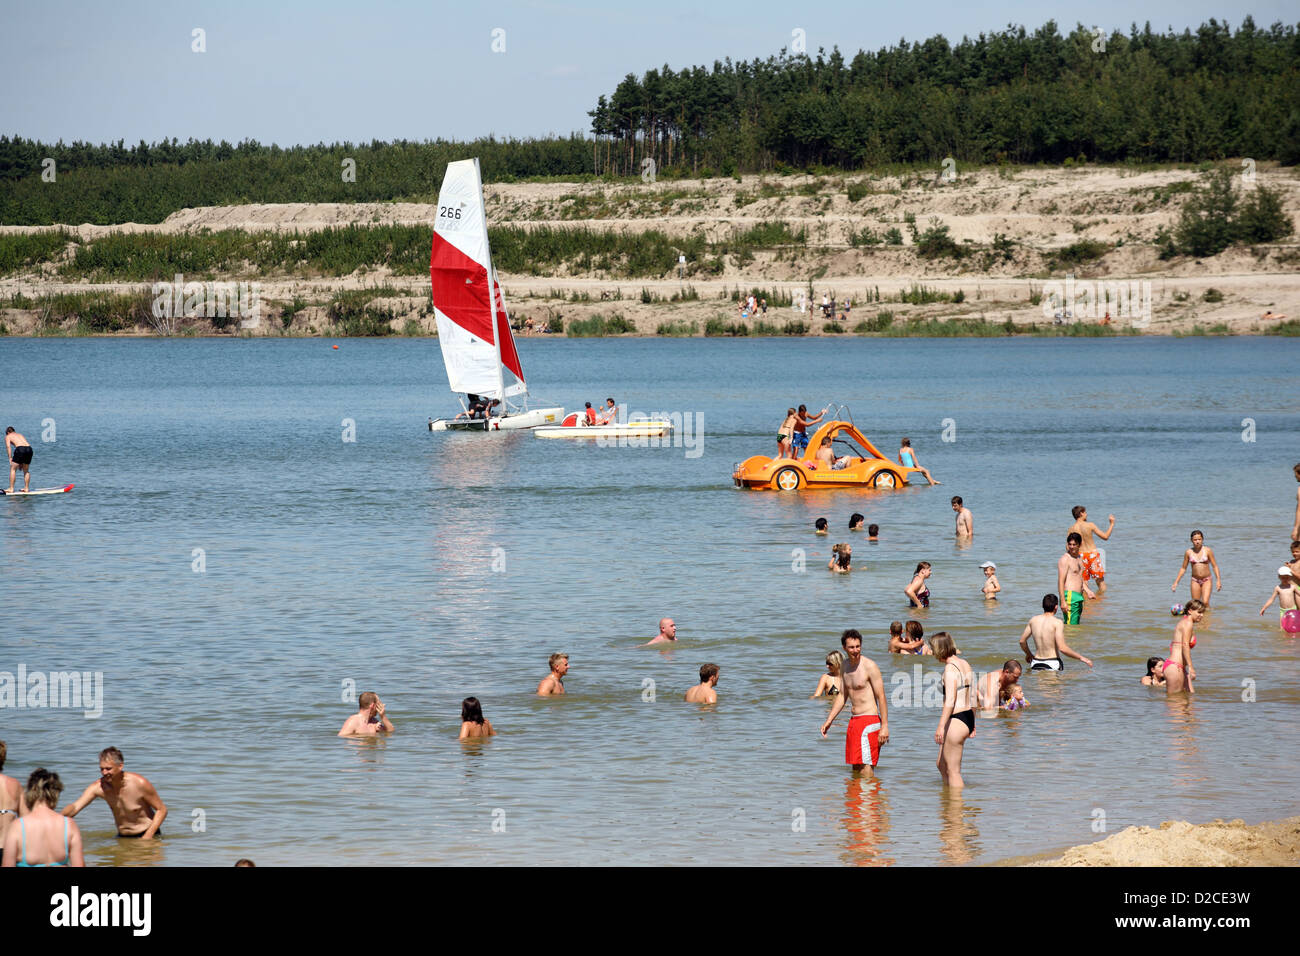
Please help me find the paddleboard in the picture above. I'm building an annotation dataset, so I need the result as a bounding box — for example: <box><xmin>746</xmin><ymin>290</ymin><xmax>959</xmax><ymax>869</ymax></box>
<box><xmin>1</xmin><ymin>484</ymin><xmax>74</xmax><ymax>496</ymax></box>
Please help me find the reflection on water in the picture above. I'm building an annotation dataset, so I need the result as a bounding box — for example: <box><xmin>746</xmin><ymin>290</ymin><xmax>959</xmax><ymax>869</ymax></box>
<box><xmin>839</xmin><ymin>774</ymin><xmax>894</xmax><ymax>866</ymax></box>
<box><xmin>86</xmin><ymin>831</ymin><xmax>168</xmax><ymax>868</ymax></box>
<box><xmin>939</xmin><ymin>790</ymin><xmax>980</xmax><ymax>865</ymax></box>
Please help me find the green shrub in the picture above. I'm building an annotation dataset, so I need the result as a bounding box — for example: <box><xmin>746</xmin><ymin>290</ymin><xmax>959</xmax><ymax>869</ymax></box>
<box><xmin>1202</xmin><ymin>288</ymin><xmax>1224</xmax><ymax>302</ymax></box>
<box><xmin>655</xmin><ymin>320</ymin><xmax>696</xmax><ymax>336</ymax></box>
<box><xmin>915</xmin><ymin>219</ymin><xmax>963</xmax><ymax>259</ymax></box>
<box><xmin>1051</xmin><ymin>239</ymin><xmax>1111</xmax><ymax>268</ymax></box>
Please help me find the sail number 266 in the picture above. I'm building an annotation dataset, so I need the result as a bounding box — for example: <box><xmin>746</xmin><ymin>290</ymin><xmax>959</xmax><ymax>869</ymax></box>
<box><xmin>438</xmin><ymin>206</ymin><xmax>464</xmax><ymax>221</ymax></box>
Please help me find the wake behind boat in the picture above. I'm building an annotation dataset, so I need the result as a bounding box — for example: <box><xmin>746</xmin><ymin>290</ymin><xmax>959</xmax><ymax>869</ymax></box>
<box><xmin>426</xmin><ymin>158</ymin><xmax>562</xmax><ymax>432</ymax></box>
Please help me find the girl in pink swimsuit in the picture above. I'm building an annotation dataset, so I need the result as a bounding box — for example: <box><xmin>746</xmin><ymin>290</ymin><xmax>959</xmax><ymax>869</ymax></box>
<box><xmin>1163</xmin><ymin>599</ymin><xmax>1205</xmax><ymax>694</ymax></box>
<box><xmin>1171</xmin><ymin>530</ymin><xmax>1221</xmax><ymax>607</ymax></box>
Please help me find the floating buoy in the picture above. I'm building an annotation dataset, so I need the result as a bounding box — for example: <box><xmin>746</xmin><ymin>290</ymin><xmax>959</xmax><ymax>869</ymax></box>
<box><xmin>332</xmin><ymin>345</ymin><xmax>339</xmax><ymax>350</ymax></box>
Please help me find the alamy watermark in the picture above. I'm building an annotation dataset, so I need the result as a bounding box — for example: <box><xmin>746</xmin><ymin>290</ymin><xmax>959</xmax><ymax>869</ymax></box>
<box><xmin>0</xmin><ymin>664</ymin><xmax>103</xmax><ymax>718</ymax></box>
<box><xmin>152</xmin><ymin>273</ymin><xmax>262</xmax><ymax>329</ymax></box>
<box><xmin>1041</xmin><ymin>275</ymin><xmax>1152</xmax><ymax>328</ymax></box>
<box><xmin>593</xmin><ymin>408</ymin><xmax>704</xmax><ymax>458</ymax></box>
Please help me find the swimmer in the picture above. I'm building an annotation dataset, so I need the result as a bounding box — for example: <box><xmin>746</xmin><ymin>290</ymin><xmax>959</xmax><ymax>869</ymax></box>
<box><xmin>811</xmin><ymin>651</ymin><xmax>844</xmax><ymax>698</ymax></box>
<box><xmin>1056</xmin><ymin>533</ymin><xmax>1095</xmax><ymax>625</ymax></box>
<box><xmin>820</xmin><ymin>630</ymin><xmax>889</xmax><ymax>776</ymax></box>
<box><xmin>2</xmin><ymin>770</ymin><xmax>84</xmax><ymax>867</ymax></box>
<box><xmin>897</xmin><ymin>437</ymin><xmax>940</xmax><ymax>484</ymax></box>
<box><xmin>643</xmin><ymin>618</ymin><xmax>677</xmax><ymax>645</ymax></box>
<box><xmin>458</xmin><ymin>697</ymin><xmax>496</xmax><ymax>739</ymax></box>
<box><xmin>905</xmin><ymin>561</ymin><xmax>932</xmax><ymax>607</ymax></box>
<box><xmin>1019</xmin><ymin>594</ymin><xmax>1093</xmax><ymax>669</ymax></box>
<box><xmin>684</xmin><ymin>663</ymin><xmax>719</xmax><ymax>703</ymax></box>
<box><xmin>1003</xmin><ymin>683</ymin><xmax>1028</xmax><ymax>710</ymax></box>
<box><xmin>828</xmin><ymin>543</ymin><xmax>852</xmax><ymax>573</ymax></box>
<box><xmin>537</xmin><ymin>653</ymin><xmax>569</xmax><ymax>695</ymax></box>
<box><xmin>814</xmin><ymin>517</ymin><xmax>829</xmax><ymax>535</ymax></box>
<box><xmin>1259</xmin><ymin>567</ymin><xmax>1300</xmax><ymax>631</ymax></box>
<box><xmin>1171</xmin><ymin>529</ymin><xmax>1222</xmax><ymax>606</ymax></box>
<box><xmin>979</xmin><ymin>561</ymin><xmax>1000</xmax><ymax>598</ymax></box>
<box><xmin>338</xmin><ymin>691</ymin><xmax>395</xmax><ymax>736</ymax></box>
<box><xmin>1288</xmin><ymin>540</ymin><xmax>1300</xmax><ymax>588</ymax></box>
<box><xmin>62</xmin><ymin>747</ymin><xmax>167</xmax><ymax>839</ymax></box>
<box><xmin>1164</xmin><ymin>600</ymin><xmax>1204</xmax><ymax>693</ymax></box>
<box><xmin>867</xmin><ymin>523</ymin><xmax>879</xmax><ymax>541</ymax></box>
<box><xmin>951</xmin><ymin>497</ymin><xmax>972</xmax><ymax>538</ymax></box>
<box><xmin>1069</xmin><ymin>506</ymin><xmax>1115</xmax><ymax>593</ymax></box>
<box><xmin>1141</xmin><ymin>657</ymin><xmax>1167</xmax><ymax>687</ymax></box>
<box><xmin>849</xmin><ymin>513</ymin><xmax>865</xmax><ymax>531</ymax></box>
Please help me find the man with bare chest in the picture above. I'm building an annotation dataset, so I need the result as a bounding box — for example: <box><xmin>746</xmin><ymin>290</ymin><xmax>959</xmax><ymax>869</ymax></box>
<box><xmin>1056</xmin><ymin>533</ymin><xmax>1096</xmax><ymax>625</ymax></box>
<box><xmin>0</xmin><ymin>741</ymin><xmax>23</xmax><ymax>844</ymax></box>
<box><xmin>820</xmin><ymin>630</ymin><xmax>889</xmax><ymax>775</ymax></box>
<box><xmin>62</xmin><ymin>747</ymin><xmax>167</xmax><ymax>839</ymax></box>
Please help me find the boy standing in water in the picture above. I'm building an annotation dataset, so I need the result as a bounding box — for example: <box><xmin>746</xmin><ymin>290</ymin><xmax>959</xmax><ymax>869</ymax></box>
<box><xmin>1069</xmin><ymin>506</ymin><xmax>1115</xmax><ymax>593</ymax></box>
<box><xmin>1260</xmin><ymin>568</ymin><xmax>1300</xmax><ymax>630</ymax></box>
<box><xmin>1056</xmin><ymin>534</ymin><xmax>1096</xmax><ymax>625</ymax></box>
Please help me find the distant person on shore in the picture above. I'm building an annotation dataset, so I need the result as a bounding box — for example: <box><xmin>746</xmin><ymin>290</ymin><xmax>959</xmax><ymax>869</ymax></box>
<box><xmin>1260</xmin><ymin>567</ymin><xmax>1300</xmax><ymax>630</ymax></box>
<box><xmin>868</xmin><ymin>523</ymin><xmax>879</xmax><ymax>541</ymax></box>
<box><xmin>814</xmin><ymin>517</ymin><xmax>829</xmax><ymax>535</ymax></box>
<box><xmin>459</xmin><ymin>697</ymin><xmax>496</xmax><ymax>739</ymax></box>
<box><xmin>62</xmin><ymin>747</ymin><xmax>167</xmax><ymax>839</ymax></box>
<box><xmin>811</xmin><ymin>651</ymin><xmax>844</xmax><ymax>698</ymax></box>
<box><xmin>685</xmin><ymin>663</ymin><xmax>719</xmax><ymax>703</ymax></box>
<box><xmin>979</xmin><ymin>561</ymin><xmax>1000</xmax><ymax>598</ymax></box>
<box><xmin>4</xmin><ymin>429</ymin><xmax>32</xmax><ymax>496</ymax></box>
<box><xmin>933</xmin><ymin>632</ymin><xmax>975</xmax><ymax>788</ymax></box>
<box><xmin>0</xmin><ymin>741</ymin><xmax>22</xmax><ymax>845</ymax></box>
<box><xmin>338</xmin><ymin>692</ymin><xmax>395</xmax><ymax>736</ymax></box>
<box><xmin>951</xmin><ymin>497</ymin><xmax>972</xmax><ymax>538</ymax></box>
<box><xmin>828</xmin><ymin>543</ymin><xmax>852</xmax><ymax>573</ymax></box>
<box><xmin>1057</xmin><ymin>533</ymin><xmax>1095</xmax><ymax>625</ymax></box>
<box><xmin>2</xmin><ymin>770</ymin><xmax>83</xmax><ymax>867</ymax></box>
<box><xmin>897</xmin><ymin>438</ymin><xmax>940</xmax><ymax>484</ymax></box>
<box><xmin>1069</xmin><ymin>506</ymin><xmax>1115</xmax><ymax>593</ymax></box>
<box><xmin>643</xmin><ymin>618</ymin><xmax>677</xmax><ymax>645</ymax></box>
<box><xmin>1165</xmin><ymin>600</ymin><xmax>1204</xmax><ymax>693</ymax></box>
<box><xmin>1292</xmin><ymin>464</ymin><xmax>1300</xmax><ymax>540</ymax></box>
<box><xmin>1020</xmin><ymin>594</ymin><xmax>1092</xmax><ymax>670</ymax></box>
<box><xmin>849</xmin><ymin>513</ymin><xmax>865</xmax><ymax>531</ymax></box>
<box><xmin>905</xmin><ymin>561</ymin><xmax>932</xmax><ymax>607</ymax></box>
<box><xmin>537</xmin><ymin>653</ymin><xmax>569</xmax><ymax>695</ymax></box>
<box><xmin>1171</xmin><ymin>530</ymin><xmax>1222</xmax><ymax>606</ymax></box>
<box><xmin>1141</xmin><ymin>657</ymin><xmax>1167</xmax><ymax>687</ymax></box>
<box><xmin>776</xmin><ymin>408</ymin><xmax>798</xmax><ymax>459</ymax></box>
<box><xmin>977</xmin><ymin>660</ymin><xmax>1024</xmax><ymax>712</ymax></box>
<box><xmin>820</xmin><ymin>630</ymin><xmax>889</xmax><ymax>776</ymax></box>
<box><xmin>791</xmin><ymin>404</ymin><xmax>827</xmax><ymax>455</ymax></box>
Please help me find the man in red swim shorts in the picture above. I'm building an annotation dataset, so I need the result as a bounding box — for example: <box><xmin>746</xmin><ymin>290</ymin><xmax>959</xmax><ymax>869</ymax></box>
<box><xmin>1069</xmin><ymin>506</ymin><xmax>1115</xmax><ymax>593</ymax></box>
<box><xmin>820</xmin><ymin>629</ymin><xmax>889</xmax><ymax>775</ymax></box>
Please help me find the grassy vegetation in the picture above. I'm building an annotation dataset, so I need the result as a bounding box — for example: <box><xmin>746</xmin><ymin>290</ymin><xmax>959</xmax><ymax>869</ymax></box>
<box><xmin>0</xmin><ymin>229</ymin><xmax>74</xmax><ymax>274</ymax></box>
<box><xmin>566</xmin><ymin>313</ymin><xmax>635</xmax><ymax>336</ymax></box>
<box><xmin>0</xmin><ymin>290</ymin><xmax>155</xmax><ymax>333</ymax></box>
<box><xmin>1265</xmin><ymin>320</ymin><xmax>1300</xmax><ymax>336</ymax></box>
<box><xmin>1049</xmin><ymin>239</ymin><xmax>1111</xmax><ymax>269</ymax></box>
<box><xmin>751</xmin><ymin>320</ymin><xmax>809</xmax><ymax>336</ymax></box>
<box><xmin>704</xmin><ymin>317</ymin><xmax>749</xmax><ymax>336</ymax></box>
<box><xmin>654</xmin><ymin>320</ymin><xmax>697</xmax><ymax>336</ymax></box>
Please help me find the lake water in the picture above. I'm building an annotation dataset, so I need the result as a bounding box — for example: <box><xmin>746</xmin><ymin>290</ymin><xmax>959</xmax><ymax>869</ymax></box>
<box><xmin>2</xmin><ymin>335</ymin><xmax>1298</xmax><ymax>866</ymax></box>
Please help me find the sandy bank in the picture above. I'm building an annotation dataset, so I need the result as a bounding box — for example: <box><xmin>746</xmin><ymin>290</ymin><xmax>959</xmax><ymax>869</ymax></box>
<box><xmin>1015</xmin><ymin>816</ymin><xmax>1300</xmax><ymax>867</ymax></box>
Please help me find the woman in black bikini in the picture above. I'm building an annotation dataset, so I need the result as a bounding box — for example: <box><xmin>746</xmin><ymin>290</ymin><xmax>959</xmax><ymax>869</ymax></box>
<box><xmin>932</xmin><ymin>633</ymin><xmax>974</xmax><ymax>788</ymax></box>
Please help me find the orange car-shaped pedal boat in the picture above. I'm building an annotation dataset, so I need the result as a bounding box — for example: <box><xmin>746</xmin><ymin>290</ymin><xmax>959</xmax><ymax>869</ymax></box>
<box><xmin>732</xmin><ymin>420</ymin><xmax>924</xmax><ymax>491</ymax></box>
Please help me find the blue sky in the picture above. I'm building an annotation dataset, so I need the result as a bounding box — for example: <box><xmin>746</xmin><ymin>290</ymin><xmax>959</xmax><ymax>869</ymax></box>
<box><xmin>1</xmin><ymin>1</ymin><xmax>1292</xmax><ymax>145</ymax></box>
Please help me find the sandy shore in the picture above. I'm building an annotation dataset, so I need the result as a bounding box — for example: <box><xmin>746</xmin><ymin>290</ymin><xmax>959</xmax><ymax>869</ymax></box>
<box><xmin>1008</xmin><ymin>816</ymin><xmax>1300</xmax><ymax>866</ymax></box>
<box><xmin>3</xmin><ymin>164</ymin><xmax>1296</xmax><ymax>336</ymax></box>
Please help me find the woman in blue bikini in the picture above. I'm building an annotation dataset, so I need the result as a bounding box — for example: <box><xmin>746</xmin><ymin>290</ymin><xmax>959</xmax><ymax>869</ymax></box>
<box><xmin>1</xmin><ymin>769</ymin><xmax>84</xmax><ymax>867</ymax></box>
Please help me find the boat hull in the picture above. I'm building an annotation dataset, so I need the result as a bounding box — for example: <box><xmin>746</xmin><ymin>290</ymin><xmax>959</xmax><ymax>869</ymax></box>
<box><xmin>429</xmin><ymin>407</ymin><xmax>564</xmax><ymax>432</ymax></box>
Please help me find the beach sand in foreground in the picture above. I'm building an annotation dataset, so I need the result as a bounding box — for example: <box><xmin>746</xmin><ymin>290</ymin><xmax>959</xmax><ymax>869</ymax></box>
<box><xmin>1002</xmin><ymin>816</ymin><xmax>1300</xmax><ymax>866</ymax></box>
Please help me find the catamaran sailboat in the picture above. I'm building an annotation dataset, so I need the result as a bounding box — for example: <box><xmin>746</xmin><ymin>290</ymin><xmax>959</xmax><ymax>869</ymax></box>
<box><xmin>427</xmin><ymin>159</ymin><xmax>563</xmax><ymax>432</ymax></box>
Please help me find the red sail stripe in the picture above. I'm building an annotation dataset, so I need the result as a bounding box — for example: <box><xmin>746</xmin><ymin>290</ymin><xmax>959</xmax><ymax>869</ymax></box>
<box><xmin>430</xmin><ymin>232</ymin><xmax>523</xmax><ymax>383</ymax></box>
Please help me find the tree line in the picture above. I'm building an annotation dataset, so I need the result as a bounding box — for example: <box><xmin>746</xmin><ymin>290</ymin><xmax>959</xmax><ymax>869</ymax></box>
<box><xmin>0</xmin><ymin>17</ymin><xmax>1295</xmax><ymax>225</ymax></box>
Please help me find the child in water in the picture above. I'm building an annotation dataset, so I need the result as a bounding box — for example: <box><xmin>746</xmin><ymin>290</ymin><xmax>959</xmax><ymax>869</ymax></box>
<box><xmin>1259</xmin><ymin>566</ymin><xmax>1300</xmax><ymax>631</ymax></box>
<box><xmin>1141</xmin><ymin>657</ymin><xmax>1167</xmax><ymax>686</ymax></box>
<box><xmin>814</xmin><ymin>517</ymin><xmax>828</xmax><ymax>535</ymax></box>
<box><xmin>979</xmin><ymin>562</ymin><xmax>1000</xmax><ymax>599</ymax></box>
<box><xmin>1002</xmin><ymin>683</ymin><xmax>1028</xmax><ymax>710</ymax></box>
<box><xmin>811</xmin><ymin>651</ymin><xmax>844</xmax><ymax>698</ymax></box>
<box><xmin>828</xmin><ymin>543</ymin><xmax>852</xmax><ymax>573</ymax></box>
<box><xmin>905</xmin><ymin>562</ymin><xmax>932</xmax><ymax>607</ymax></box>
<box><xmin>868</xmin><ymin>524</ymin><xmax>879</xmax><ymax>541</ymax></box>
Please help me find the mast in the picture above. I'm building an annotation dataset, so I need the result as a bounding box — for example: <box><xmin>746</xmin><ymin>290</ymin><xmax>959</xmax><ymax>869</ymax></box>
<box><xmin>474</xmin><ymin>159</ymin><xmax>508</xmax><ymax>408</ymax></box>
